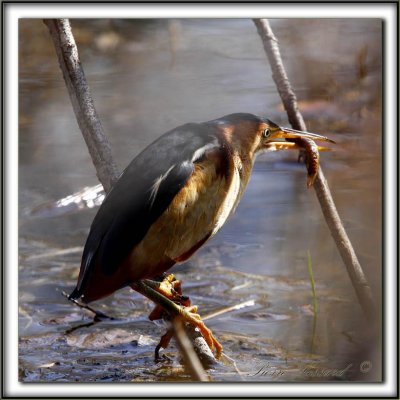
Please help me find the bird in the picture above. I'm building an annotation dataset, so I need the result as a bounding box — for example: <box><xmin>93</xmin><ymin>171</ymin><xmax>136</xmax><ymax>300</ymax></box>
<box><xmin>69</xmin><ymin>113</ymin><xmax>334</xmax><ymax>357</ymax></box>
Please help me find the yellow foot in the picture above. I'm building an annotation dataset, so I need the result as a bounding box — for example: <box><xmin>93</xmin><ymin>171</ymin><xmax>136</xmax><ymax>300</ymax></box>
<box><xmin>147</xmin><ymin>274</ymin><xmax>190</xmax><ymax>321</ymax></box>
<box><xmin>136</xmin><ymin>276</ymin><xmax>223</xmax><ymax>356</ymax></box>
<box><xmin>178</xmin><ymin>305</ymin><xmax>223</xmax><ymax>356</ymax></box>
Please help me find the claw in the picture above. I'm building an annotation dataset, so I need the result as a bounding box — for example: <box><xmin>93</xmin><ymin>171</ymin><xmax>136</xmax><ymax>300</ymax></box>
<box><xmin>172</xmin><ymin>280</ymin><xmax>182</xmax><ymax>293</ymax></box>
<box><xmin>155</xmin><ymin>329</ymin><xmax>174</xmax><ymax>361</ymax></box>
<box><xmin>178</xmin><ymin>306</ymin><xmax>223</xmax><ymax>356</ymax></box>
<box><xmin>136</xmin><ymin>275</ymin><xmax>223</xmax><ymax>356</ymax></box>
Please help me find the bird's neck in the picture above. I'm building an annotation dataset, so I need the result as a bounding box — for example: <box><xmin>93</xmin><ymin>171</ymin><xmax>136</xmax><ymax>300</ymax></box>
<box><xmin>215</xmin><ymin>123</ymin><xmax>259</xmax><ymax>166</ymax></box>
<box><xmin>214</xmin><ymin>127</ymin><xmax>256</xmax><ymax>199</ymax></box>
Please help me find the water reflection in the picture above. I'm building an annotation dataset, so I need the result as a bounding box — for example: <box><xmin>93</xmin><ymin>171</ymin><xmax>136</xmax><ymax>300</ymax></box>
<box><xmin>19</xmin><ymin>18</ymin><xmax>382</xmax><ymax>382</ymax></box>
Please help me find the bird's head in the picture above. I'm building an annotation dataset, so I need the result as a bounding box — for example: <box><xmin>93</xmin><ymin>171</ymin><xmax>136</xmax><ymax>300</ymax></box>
<box><xmin>256</xmin><ymin>117</ymin><xmax>335</xmax><ymax>152</ymax></box>
<box><xmin>213</xmin><ymin>113</ymin><xmax>334</xmax><ymax>160</ymax></box>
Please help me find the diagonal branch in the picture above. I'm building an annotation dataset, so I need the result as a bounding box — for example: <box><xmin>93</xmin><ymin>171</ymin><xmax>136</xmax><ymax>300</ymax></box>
<box><xmin>253</xmin><ymin>18</ymin><xmax>376</xmax><ymax>324</ymax></box>
<box><xmin>43</xmin><ymin>19</ymin><xmax>119</xmax><ymax>192</ymax></box>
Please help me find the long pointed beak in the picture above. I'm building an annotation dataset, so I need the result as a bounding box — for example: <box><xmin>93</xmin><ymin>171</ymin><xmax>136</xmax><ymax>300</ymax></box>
<box><xmin>276</xmin><ymin>127</ymin><xmax>336</xmax><ymax>143</ymax></box>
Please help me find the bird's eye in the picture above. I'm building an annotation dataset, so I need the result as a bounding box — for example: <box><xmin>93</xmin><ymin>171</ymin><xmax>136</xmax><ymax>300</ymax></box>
<box><xmin>262</xmin><ymin>128</ymin><xmax>271</xmax><ymax>138</ymax></box>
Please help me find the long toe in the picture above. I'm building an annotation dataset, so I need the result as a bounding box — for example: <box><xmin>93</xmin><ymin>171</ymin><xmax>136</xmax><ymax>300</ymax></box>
<box><xmin>180</xmin><ymin>307</ymin><xmax>223</xmax><ymax>356</ymax></box>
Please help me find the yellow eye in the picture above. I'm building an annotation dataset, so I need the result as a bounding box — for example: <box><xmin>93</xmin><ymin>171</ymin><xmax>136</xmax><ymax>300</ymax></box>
<box><xmin>262</xmin><ymin>128</ymin><xmax>271</xmax><ymax>138</ymax></box>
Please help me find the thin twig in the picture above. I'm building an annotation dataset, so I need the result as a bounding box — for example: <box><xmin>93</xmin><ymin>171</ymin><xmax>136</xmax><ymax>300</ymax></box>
<box><xmin>307</xmin><ymin>251</ymin><xmax>319</xmax><ymax>315</ymax></box>
<box><xmin>60</xmin><ymin>290</ymin><xmax>113</xmax><ymax>321</ymax></box>
<box><xmin>307</xmin><ymin>251</ymin><xmax>318</xmax><ymax>354</ymax></box>
<box><xmin>253</xmin><ymin>18</ymin><xmax>376</xmax><ymax>324</ymax></box>
<box><xmin>44</xmin><ymin>18</ymin><xmax>215</xmax><ymax>366</ymax></box>
<box><xmin>221</xmin><ymin>352</ymin><xmax>246</xmax><ymax>381</ymax></box>
<box><xmin>134</xmin><ymin>280</ymin><xmax>217</xmax><ymax>367</ymax></box>
<box><xmin>173</xmin><ymin>319</ymin><xmax>210</xmax><ymax>382</ymax></box>
<box><xmin>203</xmin><ymin>300</ymin><xmax>255</xmax><ymax>321</ymax></box>
<box><xmin>26</xmin><ymin>246</ymin><xmax>83</xmax><ymax>261</ymax></box>
<box><xmin>43</xmin><ymin>19</ymin><xmax>119</xmax><ymax>192</ymax></box>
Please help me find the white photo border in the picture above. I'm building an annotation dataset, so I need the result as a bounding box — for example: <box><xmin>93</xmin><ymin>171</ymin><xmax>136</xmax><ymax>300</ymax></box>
<box><xmin>3</xmin><ymin>2</ymin><xmax>398</xmax><ymax>398</ymax></box>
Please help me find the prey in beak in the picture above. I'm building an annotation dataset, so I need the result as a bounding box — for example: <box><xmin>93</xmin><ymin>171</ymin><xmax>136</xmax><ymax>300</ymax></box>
<box><xmin>262</xmin><ymin>120</ymin><xmax>335</xmax><ymax>187</ymax></box>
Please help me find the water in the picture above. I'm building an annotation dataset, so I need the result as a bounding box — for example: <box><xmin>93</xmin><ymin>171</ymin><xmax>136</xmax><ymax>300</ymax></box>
<box><xmin>18</xmin><ymin>18</ymin><xmax>382</xmax><ymax>382</ymax></box>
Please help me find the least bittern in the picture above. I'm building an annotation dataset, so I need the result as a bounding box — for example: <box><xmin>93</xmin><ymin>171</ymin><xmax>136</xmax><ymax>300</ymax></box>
<box><xmin>69</xmin><ymin>113</ymin><xmax>334</xmax><ymax>357</ymax></box>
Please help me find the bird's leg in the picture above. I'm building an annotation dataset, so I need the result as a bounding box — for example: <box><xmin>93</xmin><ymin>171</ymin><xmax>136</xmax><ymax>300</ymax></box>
<box><xmin>155</xmin><ymin>329</ymin><xmax>174</xmax><ymax>361</ymax></box>
<box><xmin>139</xmin><ymin>274</ymin><xmax>192</xmax><ymax>358</ymax></box>
<box><xmin>132</xmin><ymin>279</ymin><xmax>223</xmax><ymax>356</ymax></box>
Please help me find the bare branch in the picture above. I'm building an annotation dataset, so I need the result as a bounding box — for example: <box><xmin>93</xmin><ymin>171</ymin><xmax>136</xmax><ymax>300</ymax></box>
<box><xmin>173</xmin><ymin>319</ymin><xmax>210</xmax><ymax>382</ymax></box>
<box><xmin>253</xmin><ymin>18</ymin><xmax>376</xmax><ymax>323</ymax></box>
<box><xmin>253</xmin><ymin>19</ymin><xmax>306</xmax><ymax>132</ymax></box>
<box><xmin>43</xmin><ymin>19</ymin><xmax>119</xmax><ymax>192</ymax></box>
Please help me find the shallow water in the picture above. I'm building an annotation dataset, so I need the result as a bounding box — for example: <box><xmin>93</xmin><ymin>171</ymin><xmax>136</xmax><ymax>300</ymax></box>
<box><xmin>18</xmin><ymin>18</ymin><xmax>382</xmax><ymax>382</ymax></box>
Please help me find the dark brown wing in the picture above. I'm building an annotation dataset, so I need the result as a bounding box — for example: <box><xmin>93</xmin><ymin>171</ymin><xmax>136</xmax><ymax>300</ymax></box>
<box><xmin>69</xmin><ymin>123</ymin><xmax>220</xmax><ymax>299</ymax></box>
